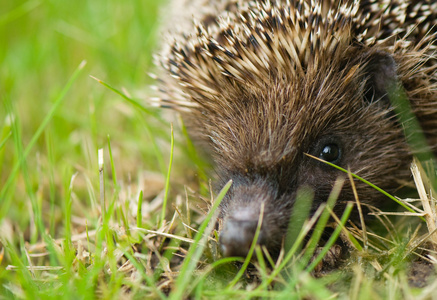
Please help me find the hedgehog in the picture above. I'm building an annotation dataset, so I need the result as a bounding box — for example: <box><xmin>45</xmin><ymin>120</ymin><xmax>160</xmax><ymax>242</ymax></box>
<box><xmin>155</xmin><ymin>0</ymin><xmax>437</xmax><ymax>258</ymax></box>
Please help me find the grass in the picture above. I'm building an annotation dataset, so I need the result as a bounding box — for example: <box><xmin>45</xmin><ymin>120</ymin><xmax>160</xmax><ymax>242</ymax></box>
<box><xmin>1</xmin><ymin>1</ymin><xmax>437</xmax><ymax>299</ymax></box>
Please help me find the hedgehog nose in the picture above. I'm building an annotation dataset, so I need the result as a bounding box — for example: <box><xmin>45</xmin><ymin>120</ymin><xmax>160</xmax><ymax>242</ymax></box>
<box><xmin>219</xmin><ymin>218</ymin><xmax>259</xmax><ymax>257</ymax></box>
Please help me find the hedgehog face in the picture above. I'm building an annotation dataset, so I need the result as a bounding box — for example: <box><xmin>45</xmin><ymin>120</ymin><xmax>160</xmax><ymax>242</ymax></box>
<box><xmin>216</xmin><ymin>113</ymin><xmax>408</xmax><ymax>258</ymax></box>
<box><xmin>217</xmin><ymin>136</ymin><xmax>348</xmax><ymax>258</ymax></box>
<box><xmin>214</xmin><ymin>56</ymin><xmax>411</xmax><ymax>258</ymax></box>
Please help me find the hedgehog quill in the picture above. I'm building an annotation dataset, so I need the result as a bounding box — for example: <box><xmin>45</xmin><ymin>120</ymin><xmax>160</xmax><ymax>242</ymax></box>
<box><xmin>156</xmin><ymin>0</ymin><xmax>437</xmax><ymax>258</ymax></box>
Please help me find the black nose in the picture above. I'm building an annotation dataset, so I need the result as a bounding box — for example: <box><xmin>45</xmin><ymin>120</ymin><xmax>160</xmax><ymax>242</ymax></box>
<box><xmin>219</xmin><ymin>218</ymin><xmax>259</xmax><ymax>257</ymax></box>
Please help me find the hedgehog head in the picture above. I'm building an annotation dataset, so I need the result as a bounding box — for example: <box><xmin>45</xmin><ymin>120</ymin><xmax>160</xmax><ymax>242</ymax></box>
<box><xmin>159</xmin><ymin>0</ymin><xmax>437</xmax><ymax>257</ymax></box>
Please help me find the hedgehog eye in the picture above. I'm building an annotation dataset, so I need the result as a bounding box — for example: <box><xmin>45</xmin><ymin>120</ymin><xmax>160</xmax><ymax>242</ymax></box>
<box><xmin>319</xmin><ymin>143</ymin><xmax>341</xmax><ymax>163</ymax></box>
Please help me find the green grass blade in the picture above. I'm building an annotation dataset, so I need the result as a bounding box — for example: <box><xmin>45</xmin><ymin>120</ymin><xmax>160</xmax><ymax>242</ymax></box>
<box><xmin>285</xmin><ymin>186</ymin><xmax>314</xmax><ymax>253</ymax></box>
<box><xmin>306</xmin><ymin>153</ymin><xmax>424</xmax><ymax>221</ymax></box>
<box><xmin>0</xmin><ymin>0</ymin><xmax>41</xmax><ymax>27</ymax></box>
<box><xmin>227</xmin><ymin>204</ymin><xmax>265</xmax><ymax>288</ymax></box>
<box><xmin>300</xmin><ymin>178</ymin><xmax>344</xmax><ymax>267</ymax></box>
<box><xmin>0</xmin><ymin>131</ymin><xmax>11</xmax><ymax>151</ymax></box>
<box><xmin>0</xmin><ymin>119</ymin><xmax>13</xmax><ymax>175</ymax></box>
<box><xmin>89</xmin><ymin>75</ymin><xmax>162</xmax><ymax>120</ymax></box>
<box><xmin>141</xmin><ymin>116</ymin><xmax>167</xmax><ymax>174</ymax></box>
<box><xmin>306</xmin><ymin>202</ymin><xmax>354</xmax><ymax>272</ymax></box>
<box><xmin>107</xmin><ymin>135</ymin><xmax>118</xmax><ymax>188</ymax></box>
<box><xmin>0</xmin><ymin>60</ymin><xmax>87</xmax><ymax>206</ymax></box>
<box><xmin>137</xmin><ymin>190</ymin><xmax>144</xmax><ymax>229</ymax></box>
<box><xmin>123</xmin><ymin>250</ymin><xmax>166</xmax><ymax>299</ymax></box>
<box><xmin>160</xmin><ymin>123</ymin><xmax>174</xmax><ymax>228</ymax></box>
<box><xmin>169</xmin><ymin>180</ymin><xmax>232</xmax><ymax>300</ymax></box>
<box><xmin>389</xmin><ymin>83</ymin><xmax>437</xmax><ymax>178</ymax></box>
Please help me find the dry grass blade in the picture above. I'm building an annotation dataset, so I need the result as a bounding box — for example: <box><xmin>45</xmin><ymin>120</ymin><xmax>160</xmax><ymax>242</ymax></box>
<box><xmin>6</xmin><ymin>266</ymin><xmax>64</xmax><ymax>271</ymax></box>
<box><xmin>135</xmin><ymin>228</ymin><xmax>196</xmax><ymax>244</ymax></box>
<box><xmin>347</xmin><ymin>169</ymin><xmax>367</xmax><ymax>250</ymax></box>
<box><xmin>411</xmin><ymin>159</ymin><xmax>437</xmax><ymax>247</ymax></box>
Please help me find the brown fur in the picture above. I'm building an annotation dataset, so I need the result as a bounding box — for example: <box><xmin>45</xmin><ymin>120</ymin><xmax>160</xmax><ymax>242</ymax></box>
<box><xmin>158</xmin><ymin>0</ymin><xmax>437</xmax><ymax>257</ymax></box>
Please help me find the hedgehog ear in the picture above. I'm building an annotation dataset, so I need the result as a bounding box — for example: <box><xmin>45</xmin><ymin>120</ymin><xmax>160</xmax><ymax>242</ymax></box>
<box><xmin>363</xmin><ymin>51</ymin><xmax>398</xmax><ymax>105</ymax></box>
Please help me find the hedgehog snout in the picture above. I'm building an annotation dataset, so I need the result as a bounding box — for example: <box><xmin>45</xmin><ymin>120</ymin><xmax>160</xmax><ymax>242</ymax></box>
<box><xmin>219</xmin><ymin>218</ymin><xmax>259</xmax><ymax>257</ymax></box>
<box><xmin>219</xmin><ymin>208</ymin><xmax>265</xmax><ymax>257</ymax></box>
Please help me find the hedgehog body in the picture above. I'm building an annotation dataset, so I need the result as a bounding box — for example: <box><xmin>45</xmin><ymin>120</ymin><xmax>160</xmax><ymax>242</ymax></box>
<box><xmin>158</xmin><ymin>0</ymin><xmax>437</xmax><ymax>257</ymax></box>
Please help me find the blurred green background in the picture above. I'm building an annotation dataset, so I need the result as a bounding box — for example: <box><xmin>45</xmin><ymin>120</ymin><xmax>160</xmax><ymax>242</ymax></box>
<box><xmin>0</xmin><ymin>0</ymin><xmax>170</xmax><ymax>235</ymax></box>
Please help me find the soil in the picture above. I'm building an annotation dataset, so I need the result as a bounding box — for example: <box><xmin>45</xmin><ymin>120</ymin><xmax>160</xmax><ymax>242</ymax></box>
<box><xmin>408</xmin><ymin>259</ymin><xmax>436</xmax><ymax>288</ymax></box>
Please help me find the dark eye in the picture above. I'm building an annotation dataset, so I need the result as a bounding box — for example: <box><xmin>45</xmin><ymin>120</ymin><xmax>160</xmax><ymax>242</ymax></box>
<box><xmin>319</xmin><ymin>143</ymin><xmax>341</xmax><ymax>163</ymax></box>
